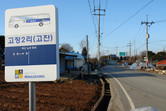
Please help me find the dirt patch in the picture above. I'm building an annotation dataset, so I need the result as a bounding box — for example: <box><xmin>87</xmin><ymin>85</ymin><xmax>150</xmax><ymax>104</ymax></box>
<box><xmin>0</xmin><ymin>70</ymin><xmax>101</xmax><ymax>111</ymax></box>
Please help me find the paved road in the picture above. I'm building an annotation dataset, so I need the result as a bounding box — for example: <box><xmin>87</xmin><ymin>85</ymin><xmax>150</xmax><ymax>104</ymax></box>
<box><xmin>102</xmin><ymin>65</ymin><xmax>166</xmax><ymax>111</ymax></box>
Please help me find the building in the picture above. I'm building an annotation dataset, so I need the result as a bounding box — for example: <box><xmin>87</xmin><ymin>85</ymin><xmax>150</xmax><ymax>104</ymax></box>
<box><xmin>60</xmin><ymin>52</ymin><xmax>86</xmax><ymax>74</ymax></box>
<box><xmin>156</xmin><ymin>60</ymin><xmax>166</xmax><ymax>66</ymax></box>
<box><xmin>65</xmin><ymin>52</ymin><xmax>86</xmax><ymax>70</ymax></box>
<box><xmin>60</xmin><ymin>52</ymin><xmax>77</xmax><ymax>74</ymax></box>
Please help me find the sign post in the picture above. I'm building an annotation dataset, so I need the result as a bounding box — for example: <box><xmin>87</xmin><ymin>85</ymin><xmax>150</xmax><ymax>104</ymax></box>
<box><xmin>5</xmin><ymin>5</ymin><xmax>59</xmax><ymax>111</ymax></box>
<box><xmin>29</xmin><ymin>82</ymin><xmax>36</xmax><ymax>111</ymax></box>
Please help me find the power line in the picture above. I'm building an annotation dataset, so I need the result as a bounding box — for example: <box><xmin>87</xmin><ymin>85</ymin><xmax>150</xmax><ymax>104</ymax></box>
<box><xmin>134</xmin><ymin>25</ymin><xmax>142</xmax><ymax>41</ymax></box>
<box><xmin>154</xmin><ymin>19</ymin><xmax>166</xmax><ymax>23</ymax></box>
<box><xmin>101</xmin><ymin>44</ymin><xmax>128</xmax><ymax>49</ymax></box>
<box><xmin>101</xmin><ymin>45</ymin><xmax>115</xmax><ymax>49</ymax></box>
<box><xmin>88</xmin><ymin>0</ymin><xmax>97</xmax><ymax>35</ymax></box>
<box><xmin>149</xmin><ymin>40</ymin><xmax>166</xmax><ymax>44</ymax></box>
<box><xmin>136</xmin><ymin>35</ymin><xmax>145</xmax><ymax>47</ymax></box>
<box><xmin>93</xmin><ymin>0</ymin><xmax>95</xmax><ymax>9</ymax></box>
<box><xmin>136</xmin><ymin>40</ymin><xmax>166</xmax><ymax>50</ymax></box>
<box><xmin>103</xmin><ymin>0</ymin><xmax>154</xmax><ymax>39</ymax></box>
<box><xmin>137</xmin><ymin>43</ymin><xmax>146</xmax><ymax>50</ymax></box>
<box><xmin>135</xmin><ymin>26</ymin><xmax>146</xmax><ymax>43</ymax></box>
<box><xmin>100</xmin><ymin>0</ymin><xmax>108</xmax><ymax>41</ymax></box>
<box><xmin>91</xmin><ymin>33</ymin><xmax>97</xmax><ymax>52</ymax></box>
<box><xmin>105</xmin><ymin>0</ymin><xmax>108</xmax><ymax>13</ymax></box>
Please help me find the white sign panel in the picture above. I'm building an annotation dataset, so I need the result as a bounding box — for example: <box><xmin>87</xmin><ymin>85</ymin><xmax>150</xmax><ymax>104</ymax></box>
<box><xmin>5</xmin><ymin>5</ymin><xmax>59</xmax><ymax>82</ymax></box>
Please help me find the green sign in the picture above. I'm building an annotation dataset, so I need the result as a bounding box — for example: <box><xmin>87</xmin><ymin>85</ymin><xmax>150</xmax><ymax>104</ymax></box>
<box><xmin>119</xmin><ymin>52</ymin><xmax>125</xmax><ymax>56</ymax></box>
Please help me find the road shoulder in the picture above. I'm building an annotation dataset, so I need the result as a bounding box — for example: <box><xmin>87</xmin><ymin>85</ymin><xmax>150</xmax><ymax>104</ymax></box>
<box><xmin>106</xmin><ymin>77</ymin><xmax>124</xmax><ymax>111</ymax></box>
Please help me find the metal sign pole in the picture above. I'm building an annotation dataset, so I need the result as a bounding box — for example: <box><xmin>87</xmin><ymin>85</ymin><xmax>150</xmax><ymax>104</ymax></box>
<box><xmin>29</xmin><ymin>82</ymin><xmax>36</xmax><ymax>111</ymax></box>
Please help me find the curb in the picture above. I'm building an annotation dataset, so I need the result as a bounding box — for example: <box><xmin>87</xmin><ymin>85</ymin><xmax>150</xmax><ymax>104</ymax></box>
<box><xmin>91</xmin><ymin>73</ymin><xmax>111</xmax><ymax>111</ymax></box>
<box><xmin>105</xmin><ymin>75</ymin><xmax>124</xmax><ymax>111</ymax></box>
<box><xmin>91</xmin><ymin>75</ymin><xmax>105</xmax><ymax>111</ymax></box>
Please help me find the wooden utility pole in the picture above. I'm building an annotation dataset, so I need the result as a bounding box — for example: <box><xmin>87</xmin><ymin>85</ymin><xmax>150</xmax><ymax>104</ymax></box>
<box><xmin>134</xmin><ymin>40</ymin><xmax>135</xmax><ymax>56</ymax></box>
<box><xmin>115</xmin><ymin>46</ymin><xmax>118</xmax><ymax>60</ymax></box>
<box><xmin>86</xmin><ymin>35</ymin><xmax>89</xmax><ymax>74</ymax></box>
<box><xmin>134</xmin><ymin>40</ymin><xmax>136</xmax><ymax>61</ymax></box>
<box><xmin>94</xmin><ymin>0</ymin><xmax>105</xmax><ymax>71</ymax></box>
<box><xmin>127</xmin><ymin>41</ymin><xmax>132</xmax><ymax>61</ymax></box>
<box><xmin>141</xmin><ymin>15</ymin><xmax>154</xmax><ymax>68</ymax></box>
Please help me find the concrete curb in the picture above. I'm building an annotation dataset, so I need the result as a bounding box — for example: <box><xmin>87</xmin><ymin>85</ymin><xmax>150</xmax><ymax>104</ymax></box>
<box><xmin>91</xmin><ymin>76</ymin><xmax>105</xmax><ymax>111</ymax></box>
<box><xmin>105</xmin><ymin>75</ymin><xmax>124</xmax><ymax>111</ymax></box>
<box><xmin>91</xmin><ymin>73</ymin><xmax>111</xmax><ymax>111</ymax></box>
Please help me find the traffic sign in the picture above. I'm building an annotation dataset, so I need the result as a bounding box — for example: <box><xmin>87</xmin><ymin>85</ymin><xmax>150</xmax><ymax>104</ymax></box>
<box><xmin>119</xmin><ymin>52</ymin><xmax>126</xmax><ymax>56</ymax></box>
<box><xmin>5</xmin><ymin>5</ymin><xmax>59</xmax><ymax>82</ymax></box>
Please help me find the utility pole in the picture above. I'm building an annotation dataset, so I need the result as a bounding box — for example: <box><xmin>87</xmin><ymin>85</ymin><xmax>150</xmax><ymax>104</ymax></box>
<box><xmin>86</xmin><ymin>35</ymin><xmax>89</xmax><ymax>74</ymax></box>
<box><xmin>134</xmin><ymin>40</ymin><xmax>136</xmax><ymax>61</ymax></box>
<box><xmin>134</xmin><ymin>40</ymin><xmax>135</xmax><ymax>56</ymax></box>
<box><xmin>141</xmin><ymin>15</ymin><xmax>154</xmax><ymax>69</ymax></box>
<box><xmin>115</xmin><ymin>46</ymin><xmax>118</xmax><ymax>60</ymax></box>
<box><xmin>94</xmin><ymin>0</ymin><xmax>105</xmax><ymax>71</ymax></box>
<box><xmin>128</xmin><ymin>41</ymin><xmax>132</xmax><ymax>61</ymax></box>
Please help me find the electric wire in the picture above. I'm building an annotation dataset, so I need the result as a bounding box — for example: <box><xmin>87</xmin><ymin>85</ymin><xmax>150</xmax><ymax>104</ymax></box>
<box><xmin>101</xmin><ymin>45</ymin><xmax>128</xmax><ymax>49</ymax></box>
<box><xmin>135</xmin><ymin>26</ymin><xmax>145</xmax><ymax>44</ymax></box>
<box><xmin>105</xmin><ymin>0</ymin><xmax>108</xmax><ymax>11</ymax></box>
<box><xmin>136</xmin><ymin>40</ymin><xmax>166</xmax><ymax>50</ymax></box>
<box><xmin>154</xmin><ymin>19</ymin><xmax>166</xmax><ymax>23</ymax></box>
<box><xmin>103</xmin><ymin>0</ymin><xmax>154</xmax><ymax>40</ymax></box>
<box><xmin>149</xmin><ymin>40</ymin><xmax>166</xmax><ymax>44</ymax></box>
<box><xmin>88</xmin><ymin>0</ymin><xmax>97</xmax><ymax>35</ymax></box>
<box><xmin>100</xmin><ymin>0</ymin><xmax>108</xmax><ymax>38</ymax></box>
<box><xmin>93</xmin><ymin>0</ymin><xmax>95</xmax><ymax>10</ymax></box>
<box><xmin>134</xmin><ymin>25</ymin><xmax>142</xmax><ymax>41</ymax></box>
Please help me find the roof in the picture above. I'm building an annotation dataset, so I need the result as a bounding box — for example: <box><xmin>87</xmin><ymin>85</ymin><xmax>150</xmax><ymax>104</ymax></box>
<box><xmin>156</xmin><ymin>60</ymin><xmax>166</xmax><ymax>65</ymax></box>
<box><xmin>65</xmin><ymin>52</ymin><xmax>86</xmax><ymax>60</ymax></box>
<box><xmin>60</xmin><ymin>52</ymin><xmax>77</xmax><ymax>57</ymax></box>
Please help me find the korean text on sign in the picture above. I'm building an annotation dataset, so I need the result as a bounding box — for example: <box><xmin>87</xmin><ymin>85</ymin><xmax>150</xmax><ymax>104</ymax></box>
<box><xmin>8</xmin><ymin>34</ymin><xmax>53</xmax><ymax>45</ymax></box>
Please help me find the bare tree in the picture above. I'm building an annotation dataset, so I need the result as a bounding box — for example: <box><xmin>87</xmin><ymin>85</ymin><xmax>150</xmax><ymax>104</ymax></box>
<box><xmin>79</xmin><ymin>40</ymin><xmax>86</xmax><ymax>50</ymax></box>
<box><xmin>82</xmin><ymin>47</ymin><xmax>87</xmax><ymax>57</ymax></box>
<box><xmin>60</xmin><ymin>43</ymin><xmax>74</xmax><ymax>52</ymax></box>
<box><xmin>140</xmin><ymin>51</ymin><xmax>146</xmax><ymax>57</ymax></box>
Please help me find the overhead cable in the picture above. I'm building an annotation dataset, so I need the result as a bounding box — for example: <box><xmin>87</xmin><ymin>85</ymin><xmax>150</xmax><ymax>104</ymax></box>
<box><xmin>154</xmin><ymin>19</ymin><xmax>166</xmax><ymax>23</ymax></box>
<box><xmin>88</xmin><ymin>0</ymin><xmax>97</xmax><ymax>35</ymax></box>
<box><xmin>103</xmin><ymin>0</ymin><xmax>154</xmax><ymax>40</ymax></box>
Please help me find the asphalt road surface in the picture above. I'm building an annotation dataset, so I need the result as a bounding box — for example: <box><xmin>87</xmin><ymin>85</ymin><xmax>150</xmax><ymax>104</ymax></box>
<box><xmin>102</xmin><ymin>65</ymin><xmax>166</xmax><ymax>111</ymax></box>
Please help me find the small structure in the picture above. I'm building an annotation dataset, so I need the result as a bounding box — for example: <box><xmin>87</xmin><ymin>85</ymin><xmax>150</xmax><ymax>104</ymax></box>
<box><xmin>65</xmin><ymin>52</ymin><xmax>86</xmax><ymax>70</ymax></box>
<box><xmin>59</xmin><ymin>52</ymin><xmax>77</xmax><ymax>74</ymax></box>
<box><xmin>156</xmin><ymin>60</ymin><xmax>166</xmax><ymax>70</ymax></box>
<box><xmin>156</xmin><ymin>60</ymin><xmax>166</xmax><ymax>66</ymax></box>
<box><xmin>60</xmin><ymin>52</ymin><xmax>87</xmax><ymax>74</ymax></box>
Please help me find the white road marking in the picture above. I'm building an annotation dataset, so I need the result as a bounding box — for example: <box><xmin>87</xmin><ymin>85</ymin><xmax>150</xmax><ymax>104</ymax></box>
<box><xmin>108</xmin><ymin>74</ymin><xmax>135</xmax><ymax>110</ymax></box>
